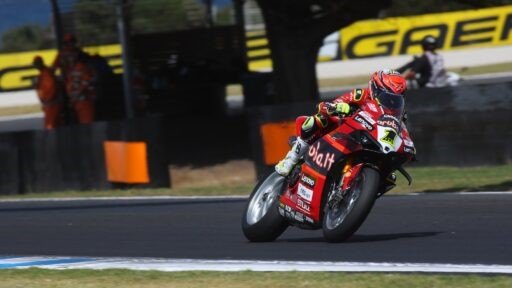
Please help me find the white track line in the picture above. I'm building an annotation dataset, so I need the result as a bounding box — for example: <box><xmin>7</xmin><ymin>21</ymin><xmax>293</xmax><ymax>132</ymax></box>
<box><xmin>2</xmin><ymin>256</ymin><xmax>512</xmax><ymax>274</ymax></box>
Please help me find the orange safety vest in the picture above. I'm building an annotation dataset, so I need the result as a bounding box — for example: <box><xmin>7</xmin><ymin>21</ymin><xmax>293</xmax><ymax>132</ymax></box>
<box><xmin>35</xmin><ymin>68</ymin><xmax>58</xmax><ymax>104</ymax></box>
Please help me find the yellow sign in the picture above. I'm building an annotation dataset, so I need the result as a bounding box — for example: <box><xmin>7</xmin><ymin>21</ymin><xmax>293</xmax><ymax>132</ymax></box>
<box><xmin>2</xmin><ymin>6</ymin><xmax>512</xmax><ymax>88</ymax></box>
<box><xmin>340</xmin><ymin>5</ymin><xmax>512</xmax><ymax>59</ymax></box>
<box><xmin>246</xmin><ymin>5</ymin><xmax>512</xmax><ymax>69</ymax></box>
<box><xmin>0</xmin><ymin>44</ymin><xmax>121</xmax><ymax>91</ymax></box>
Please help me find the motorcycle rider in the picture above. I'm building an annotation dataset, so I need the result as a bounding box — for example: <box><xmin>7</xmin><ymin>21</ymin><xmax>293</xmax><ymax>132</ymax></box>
<box><xmin>397</xmin><ymin>35</ymin><xmax>459</xmax><ymax>88</ymax></box>
<box><xmin>275</xmin><ymin>69</ymin><xmax>407</xmax><ymax>176</ymax></box>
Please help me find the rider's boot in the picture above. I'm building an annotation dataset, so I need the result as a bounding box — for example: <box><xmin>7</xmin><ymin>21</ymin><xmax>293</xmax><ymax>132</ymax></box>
<box><xmin>275</xmin><ymin>137</ymin><xmax>309</xmax><ymax>176</ymax></box>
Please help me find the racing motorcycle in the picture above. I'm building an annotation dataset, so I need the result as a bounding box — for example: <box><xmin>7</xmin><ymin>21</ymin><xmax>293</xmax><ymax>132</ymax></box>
<box><xmin>242</xmin><ymin>99</ymin><xmax>416</xmax><ymax>242</ymax></box>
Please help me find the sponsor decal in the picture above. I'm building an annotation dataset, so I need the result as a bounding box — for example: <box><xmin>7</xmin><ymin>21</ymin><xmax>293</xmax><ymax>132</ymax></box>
<box><xmin>297</xmin><ymin>198</ymin><xmax>311</xmax><ymax>212</ymax></box>
<box><xmin>404</xmin><ymin>146</ymin><xmax>415</xmax><ymax>154</ymax></box>
<box><xmin>279</xmin><ymin>204</ymin><xmax>315</xmax><ymax>224</ymax></box>
<box><xmin>354</xmin><ymin>115</ymin><xmax>374</xmax><ymax>131</ymax></box>
<box><xmin>377</xmin><ymin>119</ymin><xmax>399</xmax><ymax>130</ymax></box>
<box><xmin>377</xmin><ymin>115</ymin><xmax>400</xmax><ymax>130</ymax></box>
<box><xmin>358</xmin><ymin>111</ymin><xmax>376</xmax><ymax>125</ymax></box>
<box><xmin>380</xmin><ymin>129</ymin><xmax>397</xmax><ymax>146</ymax></box>
<box><xmin>280</xmin><ymin>204</ymin><xmax>307</xmax><ymax>222</ymax></box>
<box><xmin>300</xmin><ymin>174</ymin><xmax>316</xmax><ymax>187</ymax></box>
<box><xmin>308</xmin><ymin>142</ymin><xmax>336</xmax><ymax>171</ymax></box>
<box><xmin>404</xmin><ymin>139</ymin><xmax>414</xmax><ymax>147</ymax></box>
<box><xmin>367</xmin><ymin>103</ymin><xmax>378</xmax><ymax>112</ymax></box>
<box><xmin>247</xmin><ymin>6</ymin><xmax>512</xmax><ymax>70</ymax></box>
<box><xmin>0</xmin><ymin>45</ymin><xmax>122</xmax><ymax>91</ymax></box>
<box><xmin>340</xmin><ymin>6</ymin><xmax>512</xmax><ymax>59</ymax></box>
<box><xmin>297</xmin><ymin>184</ymin><xmax>314</xmax><ymax>202</ymax></box>
<box><xmin>294</xmin><ymin>212</ymin><xmax>305</xmax><ymax>222</ymax></box>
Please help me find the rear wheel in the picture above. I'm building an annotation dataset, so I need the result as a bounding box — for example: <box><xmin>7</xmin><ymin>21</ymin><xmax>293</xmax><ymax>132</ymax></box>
<box><xmin>242</xmin><ymin>172</ymin><xmax>288</xmax><ymax>242</ymax></box>
<box><xmin>322</xmin><ymin>167</ymin><xmax>380</xmax><ymax>242</ymax></box>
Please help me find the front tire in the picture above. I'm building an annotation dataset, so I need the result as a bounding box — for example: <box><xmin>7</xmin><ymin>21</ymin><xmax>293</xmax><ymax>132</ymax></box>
<box><xmin>242</xmin><ymin>172</ymin><xmax>288</xmax><ymax>242</ymax></box>
<box><xmin>322</xmin><ymin>167</ymin><xmax>380</xmax><ymax>242</ymax></box>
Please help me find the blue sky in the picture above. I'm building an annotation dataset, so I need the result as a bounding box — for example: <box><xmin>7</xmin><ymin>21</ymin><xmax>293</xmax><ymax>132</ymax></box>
<box><xmin>0</xmin><ymin>0</ymin><xmax>52</xmax><ymax>37</ymax></box>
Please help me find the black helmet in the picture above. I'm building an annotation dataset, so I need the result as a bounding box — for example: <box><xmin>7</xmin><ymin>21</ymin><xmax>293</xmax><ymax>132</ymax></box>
<box><xmin>421</xmin><ymin>35</ymin><xmax>438</xmax><ymax>51</ymax></box>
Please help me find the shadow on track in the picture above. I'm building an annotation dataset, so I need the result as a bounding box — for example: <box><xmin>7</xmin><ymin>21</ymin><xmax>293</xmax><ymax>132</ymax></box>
<box><xmin>281</xmin><ymin>231</ymin><xmax>442</xmax><ymax>243</ymax></box>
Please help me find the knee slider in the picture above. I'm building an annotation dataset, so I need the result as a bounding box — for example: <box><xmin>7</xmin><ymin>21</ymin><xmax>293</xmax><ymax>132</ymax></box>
<box><xmin>301</xmin><ymin>116</ymin><xmax>318</xmax><ymax>141</ymax></box>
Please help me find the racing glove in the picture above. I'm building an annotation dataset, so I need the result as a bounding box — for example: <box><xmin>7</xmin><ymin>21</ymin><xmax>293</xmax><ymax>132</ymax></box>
<box><xmin>334</xmin><ymin>102</ymin><xmax>350</xmax><ymax>116</ymax></box>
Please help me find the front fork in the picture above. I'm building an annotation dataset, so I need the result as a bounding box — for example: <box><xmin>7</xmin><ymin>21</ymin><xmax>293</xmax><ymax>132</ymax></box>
<box><xmin>327</xmin><ymin>161</ymin><xmax>364</xmax><ymax>209</ymax></box>
<box><xmin>326</xmin><ymin>159</ymin><xmax>411</xmax><ymax>208</ymax></box>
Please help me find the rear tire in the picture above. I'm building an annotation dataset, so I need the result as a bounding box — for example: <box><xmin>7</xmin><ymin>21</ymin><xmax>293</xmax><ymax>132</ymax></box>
<box><xmin>322</xmin><ymin>167</ymin><xmax>380</xmax><ymax>243</ymax></box>
<box><xmin>242</xmin><ymin>172</ymin><xmax>288</xmax><ymax>242</ymax></box>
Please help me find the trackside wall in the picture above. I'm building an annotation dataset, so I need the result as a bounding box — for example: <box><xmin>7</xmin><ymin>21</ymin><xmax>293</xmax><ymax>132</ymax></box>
<box><xmin>249</xmin><ymin>81</ymin><xmax>512</xmax><ymax>178</ymax></box>
<box><xmin>0</xmin><ymin>114</ymin><xmax>251</xmax><ymax>195</ymax></box>
<box><xmin>0</xmin><ymin>81</ymin><xmax>510</xmax><ymax>194</ymax></box>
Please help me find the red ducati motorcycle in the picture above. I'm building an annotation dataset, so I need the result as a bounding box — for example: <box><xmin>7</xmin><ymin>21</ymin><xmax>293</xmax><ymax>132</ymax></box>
<box><xmin>242</xmin><ymin>100</ymin><xmax>416</xmax><ymax>242</ymax></box>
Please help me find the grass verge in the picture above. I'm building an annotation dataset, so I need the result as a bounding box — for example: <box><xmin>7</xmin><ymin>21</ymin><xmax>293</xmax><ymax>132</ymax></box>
<box><xmin>393</xmin><ymin>165</ymin><xmax>512</xmax><ymax>194</ymax></box>
<box><xmin>0</xmin><ymin>269</ymin><xmax>511</xmax><ymax>288</ymax></box>
<box><xmin>1</xmin><ymin>165</ymin><xmax>510</xmax><ymax>200</ymax></box>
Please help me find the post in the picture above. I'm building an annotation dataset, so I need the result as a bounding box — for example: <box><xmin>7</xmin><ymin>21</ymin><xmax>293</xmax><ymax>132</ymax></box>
<box><xmin>204</xmin><ymin>0</ymin><xmax>213</xmax><ymax>27</ymax></box>
<box><xmin>49</xmin><ymin>0</ymin><xmax>63</xmax><ymax>50</ymax></box>
<box><xmin>115</xmin><ymin>0</ymin><xmax>134</xmax><ymax>118</ymax></box>
<box><xmin>233</xmin><ymin>0</ymin><xmax>248</xmax><ymax>71</ymax></box>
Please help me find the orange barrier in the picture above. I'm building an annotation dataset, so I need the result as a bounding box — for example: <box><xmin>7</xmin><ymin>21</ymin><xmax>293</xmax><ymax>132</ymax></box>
<box><xmin>103</xmin><ymin>141</ymin><xmax>150</xmax><ymax>184</ymax></box>
<box><xmin>260</xmin><ymin>121</ymin><xmax>296</xmax><ymax>165</ymax></box>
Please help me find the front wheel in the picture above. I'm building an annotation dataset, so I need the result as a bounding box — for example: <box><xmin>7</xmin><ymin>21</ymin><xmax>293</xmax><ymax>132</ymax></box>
<box><xmin>242</xmin><ymin>172</ymin><xmax>288</xmax><ymax>242</ymax></box>
<box><xmin>322</xmin><ymin>167</ymin><xmax>380</xmax><ymax>242</ymax></box>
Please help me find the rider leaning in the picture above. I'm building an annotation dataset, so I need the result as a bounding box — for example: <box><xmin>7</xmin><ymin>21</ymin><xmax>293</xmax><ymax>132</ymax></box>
<box><xmin>275</xmin><ymin>69</ymin><xmax>408</xmax><ymax>176</ymax></box>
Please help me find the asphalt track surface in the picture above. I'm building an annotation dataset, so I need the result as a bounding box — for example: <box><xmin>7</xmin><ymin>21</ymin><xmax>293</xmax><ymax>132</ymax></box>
<box><xmin>0</xmin><ymin>193</ymin><xmax>511</xmax><ymax>266</ymax></box>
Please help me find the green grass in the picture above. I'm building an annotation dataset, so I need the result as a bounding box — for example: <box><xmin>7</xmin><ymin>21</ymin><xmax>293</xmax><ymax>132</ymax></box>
<box><xmin>393</xmin><ymin>165</ymin><xmax>512</xmax><ymax>194</ymax></box>
<box><xmin>0</xmin><ymin>269</ymin><xmax>510</xmax><ymax>288</ymax></box>
<box><xmin>1</xmin><ymin>165</ymin><xmax>510</xmax><ymax>200</ymax></box>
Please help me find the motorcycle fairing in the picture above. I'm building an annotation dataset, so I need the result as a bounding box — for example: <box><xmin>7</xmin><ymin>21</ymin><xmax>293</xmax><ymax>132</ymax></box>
<box><xmin>280</xmin><ymin>165</ymin><xmax>325</xmax><ymax>223</ymax></box>
<box><xmin>280</xmin><ymin>131</ymin><xmax>363</xmax><ymax>224</ymax></box>
<box><xmin>304</xmin><ymin>132</ymin><xmax>362</xmax><ymax>175</ymax></box>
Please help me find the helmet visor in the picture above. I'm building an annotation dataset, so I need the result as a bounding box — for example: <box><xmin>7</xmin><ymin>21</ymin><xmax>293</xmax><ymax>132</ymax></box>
<box><xmin>371</xmin><ymin>82</ymin><xmax>405</xmax><ymax>118</ymax></box>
